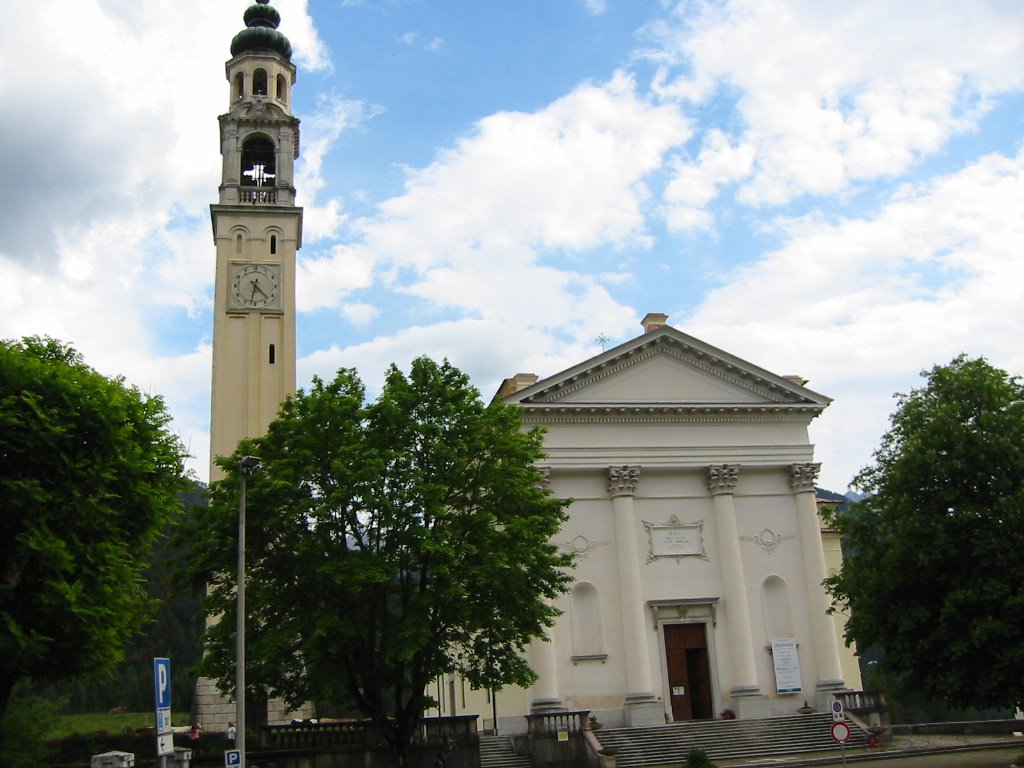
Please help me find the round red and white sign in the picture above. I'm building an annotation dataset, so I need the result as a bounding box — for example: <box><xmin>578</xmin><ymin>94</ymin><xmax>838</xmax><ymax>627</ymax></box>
<box><xmin>831</xmin><ymin>721</ymin><xmax>852</xmax><ymax>744</ymax></box>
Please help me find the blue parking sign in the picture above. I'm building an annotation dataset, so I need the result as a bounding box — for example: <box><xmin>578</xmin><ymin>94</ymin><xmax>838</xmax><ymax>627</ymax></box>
<box><xmin>225</xmin><ymin>749</ymin><xmax>242</xmax><ymax>766</ymax></box>
<box><xmin>153</xmin><ymin>658</ymin><xmax>171</xmax><ymax>710</ymax></box>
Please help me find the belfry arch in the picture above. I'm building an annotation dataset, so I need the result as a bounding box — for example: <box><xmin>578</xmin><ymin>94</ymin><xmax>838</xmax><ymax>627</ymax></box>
<box><xmin>240</xmin><ymin>134</ymin><xmax>276</xmax><ymax>187</ymax></box>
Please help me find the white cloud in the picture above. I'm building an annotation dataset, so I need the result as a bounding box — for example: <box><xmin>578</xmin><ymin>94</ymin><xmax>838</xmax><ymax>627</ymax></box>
<box><xmin>298</xmin><ymin>317</ymin><xmax>623</xmax><ymax>403</ymax></box>
<box><xmin>274</xmin><ymin>0</ymin><xmax>332</xmax><ymax>72</ymax></box>
<box><xmin>686</xmin><ymin>147</ymin><xmax>1024</xmax><ymax>489</ymax></box>
<box><xmin>400</xmin><ymin>31</ymin><xmax>446</xmax><ymax>52</ymax></box>
<box><xmin>663</xmin><ymin>129</ymin><xmax>755</xmax><ymax>232</ymax></box>
<box><xmin>292</xmin><ymin>71</ymin><xmax>689</xmax><ymax>344</ymax></box>
<box><xmin>645</xmin><ymin>0</ymin><xmax>1024</xmax><ymax>208</ymax></box>
<box><xmin>342</xmin><ymin>302</ymin><xmax>381</xmax><ymax>326</ymax></box>
<box><xmin>295</xmin><ymin>94</ymin><xmax>377</xmax><ymax>242</ymax></box>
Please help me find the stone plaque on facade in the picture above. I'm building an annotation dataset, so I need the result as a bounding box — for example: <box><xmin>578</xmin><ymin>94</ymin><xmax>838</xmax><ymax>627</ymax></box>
<box><xmin>644</xmin><ymin>515</ymin><xmax>707</xmax><ymax>562</ymax></box>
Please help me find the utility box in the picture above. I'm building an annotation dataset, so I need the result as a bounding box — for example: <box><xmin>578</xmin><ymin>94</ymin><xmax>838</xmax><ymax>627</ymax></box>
<box><xmin>170</xmin><ymin>746</ymin><xmax>192</xmax><ymax>767</ymax></box>
<box><xmin>91</xmin><ymin>752</ymin><xmax>135</xmax><ymax>768</ymax></box>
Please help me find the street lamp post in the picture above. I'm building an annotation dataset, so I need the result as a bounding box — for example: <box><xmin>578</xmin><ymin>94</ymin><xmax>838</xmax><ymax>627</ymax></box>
<box><xmin>237</xmin><ymin>455</ymin><xmax>261</xmax><ymax>768</ymax></box>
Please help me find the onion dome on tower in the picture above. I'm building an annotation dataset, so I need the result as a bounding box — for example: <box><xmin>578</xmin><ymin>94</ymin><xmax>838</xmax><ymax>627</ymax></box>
<box><xmin>231</xmin><ymin>0</ymin><xmax>293</xmax><ymax>61</ymax></box>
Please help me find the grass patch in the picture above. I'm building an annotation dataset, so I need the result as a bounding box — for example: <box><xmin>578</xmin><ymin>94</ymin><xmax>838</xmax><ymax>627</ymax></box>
<box><xmin>47</xmin><ymin>711</ymin><xmax>190</xmax><ymax>739</ymax></box>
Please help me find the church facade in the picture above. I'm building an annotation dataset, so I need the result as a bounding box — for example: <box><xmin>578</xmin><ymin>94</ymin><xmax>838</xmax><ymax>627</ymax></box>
<box><xmin>441</xmin><ymin>313</ymin><xmax>860</xmax><ymax>731</ymax></box>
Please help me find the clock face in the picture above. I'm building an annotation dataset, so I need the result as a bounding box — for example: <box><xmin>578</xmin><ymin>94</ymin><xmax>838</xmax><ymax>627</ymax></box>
<box><xmin>230</xmin><ymin>263</ymin><xmax>281</xmax><ymax>311</ymax></box>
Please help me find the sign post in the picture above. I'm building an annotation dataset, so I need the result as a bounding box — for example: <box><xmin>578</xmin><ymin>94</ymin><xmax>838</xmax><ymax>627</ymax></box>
<box><xmin>153</xmin><ymin>658</ymin><xmax>173</xmax><ymax>765</ymax></box>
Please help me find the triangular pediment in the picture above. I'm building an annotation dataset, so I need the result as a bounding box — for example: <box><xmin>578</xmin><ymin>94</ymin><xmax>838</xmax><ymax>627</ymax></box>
<box><xmin>502</xmin><ymin>326</ymin><xmax>830</xmax><ymax>413</ymax></box>
<box><xmin>554</xmin><ymin>352</ymin><xmax>766</xmax><ymax>404</ymax></box>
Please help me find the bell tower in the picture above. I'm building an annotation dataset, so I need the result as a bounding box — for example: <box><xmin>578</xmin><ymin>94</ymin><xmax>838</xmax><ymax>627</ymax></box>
<box><xmin>197</xmin><ymin>0</ymin><xmax>306</xmax><ymax>731</ymax></box>
<box><xmin>209</xmin><ymin>0</ymin><xmax>301</xmax><ymax>483</ymax></box>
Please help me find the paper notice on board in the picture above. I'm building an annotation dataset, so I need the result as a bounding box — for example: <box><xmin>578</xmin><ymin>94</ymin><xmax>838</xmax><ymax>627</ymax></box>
<box><xmin>771</xmin><ymin>638</ymin><xmax>802</xmax><ymax>694</ymax></box>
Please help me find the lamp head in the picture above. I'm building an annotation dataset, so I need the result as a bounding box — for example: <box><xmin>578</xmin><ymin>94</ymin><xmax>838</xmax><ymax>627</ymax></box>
<box><xmin>240</xmin><ymin>455</ymin><xmax>262</xmax><ymax>474</ymax></box>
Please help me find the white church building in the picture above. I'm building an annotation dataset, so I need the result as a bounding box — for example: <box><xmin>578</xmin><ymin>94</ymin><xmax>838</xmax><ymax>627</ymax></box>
<box><xmin>442</xmin><ymin>312</ymin><xmax>861</xmax><ymax>731</ymax></box>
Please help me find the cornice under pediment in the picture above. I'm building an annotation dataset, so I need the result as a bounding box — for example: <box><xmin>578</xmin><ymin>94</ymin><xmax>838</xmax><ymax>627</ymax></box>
<box><xmin>506</xmin><ymin>328</ymin><xmax>830</xmax><ymax>413</ymax></box>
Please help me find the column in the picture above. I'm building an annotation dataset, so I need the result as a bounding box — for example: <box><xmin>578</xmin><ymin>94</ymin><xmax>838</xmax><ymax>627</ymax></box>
<box><xmin>529</xmin><ymin>465</ymin><xmax>562</xmax><ymax>712</ymax></box>
<box><xmin>706</xmin><ymin>464</ymin><xmax>759</xmax><ymax>694</ymax></box>
<box><xmin>608</xmin><ymin>466</ymin><xmax>657</xmax><ymax>706</ymax></box>
<box><xmin>791</xmin><ymin>463</ymin><xmax>845</xmax><ymax>690</ymax></box>
<box><xmin>528</xmin><ymin>624</ymin><xmax>563</xmax><ymax>712</ymax></box>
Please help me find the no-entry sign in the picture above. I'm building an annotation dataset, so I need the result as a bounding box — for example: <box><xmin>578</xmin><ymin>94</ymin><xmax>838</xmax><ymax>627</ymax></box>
<box><xmin>831</xmin><ymin>720</ymin><xmax>852</xmax><ymax>744</ymax></box>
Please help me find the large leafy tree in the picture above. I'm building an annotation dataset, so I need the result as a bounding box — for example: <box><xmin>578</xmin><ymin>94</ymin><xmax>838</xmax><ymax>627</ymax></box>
<box><xmin>188</xmin><ymin>357</ymin><xmax>572</xmax><ymax>763</ymax></box>
<box><xmin>825</xmin><ymin>355</ymin><xmax>1024</xmax><ymax>710</ymax></box>
<box><xmin>0</xmin><ymin>337</ymin><xmax>187</xmax><ymax>724</ymax></box>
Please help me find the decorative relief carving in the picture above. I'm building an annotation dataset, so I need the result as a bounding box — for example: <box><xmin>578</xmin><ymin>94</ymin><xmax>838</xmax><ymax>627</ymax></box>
<box><xmin>607</xmin><ymin>465</ymin><xmax>640</xmax><ymax>497</ymax></box>
<box><xmin>790</xmin><ymin>463</ymin><xmax>821</xmax><ymax>493</ymax></box>
<box><xmin>559</xmin><ymin>533</ymin><xmax>611</xmax><ymax>559</ymax></box>
<box><xmin>741</xmin><ymin>528</ymin><xmax>793</xmax><ymax>554</ymax></box>
<box><xmin>643</xmin><ymin>514</ymin><xmax>708</xmax><ymax>563</ymax></box>
<box><xmin>706</xmin><ymin>464</ymin><xmax>740</xmax><ymax>496</ymax></box>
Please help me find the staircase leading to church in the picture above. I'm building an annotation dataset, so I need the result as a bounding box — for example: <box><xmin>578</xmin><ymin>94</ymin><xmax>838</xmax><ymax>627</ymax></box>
<box><xmin>479</xmin><ymin>735</ymin><xmax>533</xmax><ymax>768</ymax></box>
<box><xmin>594</xmin><ymin>713</ymin><xmax>865</xmax><ymax>766</ymax></box>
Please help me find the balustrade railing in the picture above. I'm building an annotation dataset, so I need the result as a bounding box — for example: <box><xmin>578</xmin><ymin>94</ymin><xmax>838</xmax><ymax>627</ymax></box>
<box><xmin>525</xmin><ymin>710</ymin><xmax>591</xmax><ymax>737</ymax></box>
<box><xmin>260</xmin><ymin>715</ymin><xmax>479</xmax><ymax>751</ymax></box>
<box><xmin>835</xmin><ymin>690</ymin><xmax>887</xmax><ymax>713</ymax></box>
<box><xmin>240</xmin><ymin>187</ymin><xmax>277</xmax><ymax>204</ymax></box>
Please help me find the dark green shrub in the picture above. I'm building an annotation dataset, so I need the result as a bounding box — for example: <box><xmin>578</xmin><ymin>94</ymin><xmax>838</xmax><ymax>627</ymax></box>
<box><xmin>0</xmin><ymin>688</ymin><xmax>61</xmax><ymax>768</ymax></box>
<box><xmin>685</xmin><ymin>747</ymin><xmax>717</xmax><ymax>767</ymax></box>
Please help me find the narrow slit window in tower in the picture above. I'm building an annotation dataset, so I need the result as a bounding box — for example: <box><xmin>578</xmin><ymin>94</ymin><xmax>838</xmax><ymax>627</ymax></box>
<box><xmin>276</xmin><ymin>74</ymin><xmax>288</xmax><ymax>104</ymax></box>
<box><xmin>235</xmin><ymin>234</ymin><xmax>243</xmax><ymax>255</ymax></box>
<box><xmin>253</xmin><ymin>69</ymin><xmax>268</xmax><ymax>96</ymax></box>
<box><xmin>270</xmin><ymin>235</ymin><xmax>277</xmax><ymax>254</ymax></box>
<box><xmin>269</xmin><ymin>344</ymin><xmax>276</xmax><ymax>365</ymax></box>
<box><xmin>233</xmin><ymin>72</ymin><xmax>244</xmax><ymax>101</ymax></box>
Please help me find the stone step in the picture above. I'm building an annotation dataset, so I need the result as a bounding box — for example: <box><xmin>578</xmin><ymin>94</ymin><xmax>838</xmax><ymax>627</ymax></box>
<box><xmin>594</xmin><ymin>713</ymin><xmax>865</xmax><ymax>766</ymax></box>
<box><xmin>479</xmin><ymin>735</ymin><xmax>533</xmax><ymax>768</ymax></box>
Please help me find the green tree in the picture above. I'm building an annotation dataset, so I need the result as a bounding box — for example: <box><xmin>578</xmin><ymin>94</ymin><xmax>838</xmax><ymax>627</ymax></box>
<box><xmin>187</xmin><ymin>357</ymin><xmax>572</xmax><ymax>764</ymax></box>
<box><xmin>825</xmin><ymin>355</ymin><xmax>1024</xmax><ymax>710</ymax></box>
<box><xmin>0</xmin><ymin>337</ymin><xmax>186</xmax><ymax>725</ymax></box>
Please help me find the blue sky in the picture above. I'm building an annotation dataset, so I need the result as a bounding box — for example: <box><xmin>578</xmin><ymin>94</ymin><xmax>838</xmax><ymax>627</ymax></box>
<box><xmin>1</xmin><ymin>0</ymin><xmax>1022</xmax><ymax>490</ymax></box>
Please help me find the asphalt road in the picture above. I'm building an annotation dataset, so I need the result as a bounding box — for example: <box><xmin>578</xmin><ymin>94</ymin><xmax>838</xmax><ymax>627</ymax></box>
<box><xmin>761</xmin><ymin>753</ymin><xmax>1024</xmax><ymax>768</ymax></box>
<box><xmin>828</xmin><ymin>748</ymin><xmax>1022</xmax><ymax>767</ymax></box>
<box><xmin>722</xmin><ymin>746</ymin><xmax>1024</xmax><ymax>768</ymax></box>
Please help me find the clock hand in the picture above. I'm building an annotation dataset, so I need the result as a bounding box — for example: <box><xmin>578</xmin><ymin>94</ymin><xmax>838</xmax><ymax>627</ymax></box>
<box><xmin>253</xmin><ymin>281</ymin><xmax>268</xmax><ymax>298</ymax></box>
<box><xmin>249</xmin><ymin>279</ymin><xmax>258</xmax><ymax>302</ymax></box>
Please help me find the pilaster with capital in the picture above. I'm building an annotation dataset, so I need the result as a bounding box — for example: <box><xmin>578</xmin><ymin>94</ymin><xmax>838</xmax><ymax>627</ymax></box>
<box><xmin>529</xmin><ymin>465</ymin><xmax>560</xmax><ymax>711</ymax></box>
<box><xmin>528</xmin><ymin>617</ymin><xmax>563</xmax><ymax>712</ymax></box>
<box><xmin>608</xmin><ymin>465</ymin><xmax>640</xmax><ymax>497</ymax></box>
<box><xmin>706</xmin><ymin>464</ymin><xmax>759</xmax><ymax>694</ymax></box>
<box><xmin>790</xmin><ymin>463</ymin><xmax>844</xmax><ymax>689</ymax></box>
<box><xmin>707</xmin><ymin>464</ymin><xmax>740</xmax><ymax>496</ymax></box>
<box><xmin>608</xmin><ymin>465</ymin><xmax>656</xmax><ymax>704</ymax></box>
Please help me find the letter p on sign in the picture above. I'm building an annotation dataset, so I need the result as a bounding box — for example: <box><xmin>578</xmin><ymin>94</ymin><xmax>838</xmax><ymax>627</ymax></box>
<box><xmin>153</xmin><ymin>658</ymin><xmax>172</xmax><ymax>710</ymax></box>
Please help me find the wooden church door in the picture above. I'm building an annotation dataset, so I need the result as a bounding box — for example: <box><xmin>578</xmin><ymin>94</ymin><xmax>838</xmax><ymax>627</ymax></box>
<box><xmin>664</xmin><ymin>623</ymin><xmax>714</xmax><ymax>721</ymax></box>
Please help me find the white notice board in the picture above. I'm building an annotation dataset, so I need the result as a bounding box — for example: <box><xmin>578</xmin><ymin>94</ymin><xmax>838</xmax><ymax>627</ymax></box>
<box><xmin>771</xmin><ymin>638</ymin><xmax>802</xmax><ymax>694</ymax></box>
